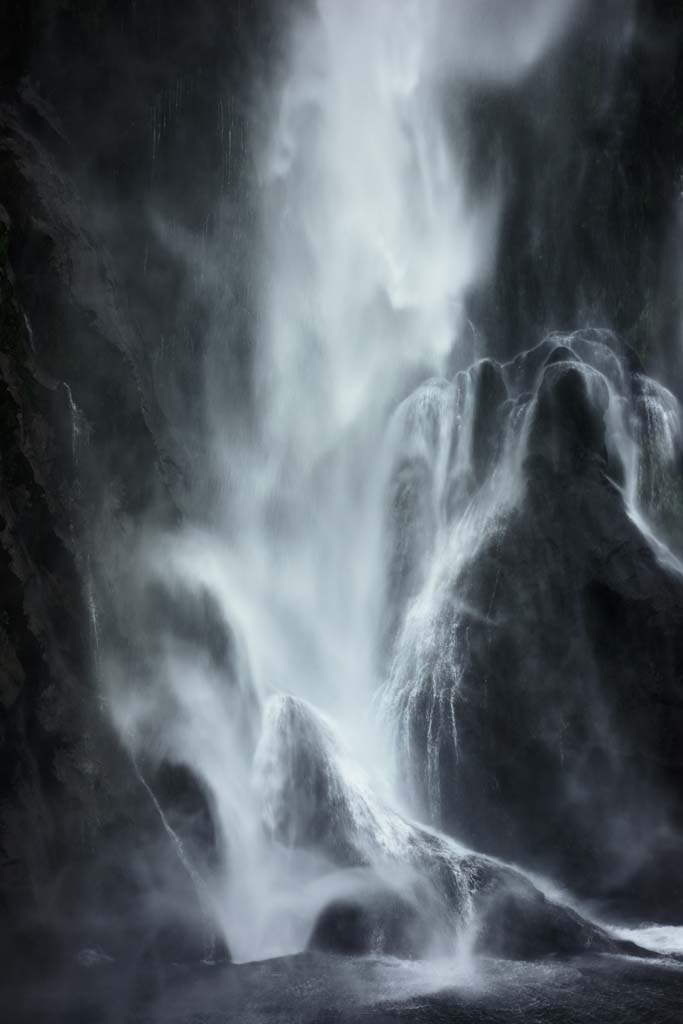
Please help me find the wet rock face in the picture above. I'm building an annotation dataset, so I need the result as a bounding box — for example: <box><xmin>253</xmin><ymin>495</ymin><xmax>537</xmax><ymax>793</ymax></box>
<box><xmin>254</xmin><ymin>695</ymin><xmax>373</xmax><ymax>864</ymax></box>
<box><xmin>308</xmin><ymin>888</ymin><xmax>429</xmax><ymax>959</ymax></box>
<box><xmin>0</xmin><ymin>180</ymin><xmax>99</xmax><ymax>947</ymax></box>
<box><xmin>385</xmin><ymin>332</ymin><xmax>683</xmax><ymax>918</ymax></box>
<box><xmin>440</xmin><ymin>457</ymin><xmax>683</xmax><ymax>913</ymax></box>
<box><xmin>153</xmin><ymin>760</ymin><xmax>223</xmax><ymax>873</ymax></box>
<box><xmin>254</xmin><ymin>690</ymin><xmax>627</xmax><ymax>963</ymax></box>
<box><xmin>457</xmin><ymin>855</ymin><xmax>632</xmax><ymax>961</ymax></box>
<box><xmin>0</xmin><ymin>84</ymin><xmax>217</xmax><ymax>974</ymax></box>
<box><xmin>383</xmin><ymin>454</ymin><xmax>436</xmax><ymax>652</ymax></box>
<box><xmin>304</xmin><ymin>852</ymin><xmax>629</xmax><ymax>963</ymax></box>
<box><xmin>472</xmin><ymin>874</ymin><xmax>616</xmax><ymax>961</ymax></box>
<box><xmin>468</xmin><ymin>358</ymin><xmax>508</xmax><ymax>484</ymax></box>
<box><xmin>528</xmin><ymin>361</ymin><xmax>610</xmax><ymax>468</ymax></box>
<box><xmin>382</xmin><ymin>362</ymin><xmax>513</xmax><ymax>654</ymax></box>
<box><xmin>0</xmin><ymin>0</ymin><xmax>277</xmax><ymax>959</ymax></box>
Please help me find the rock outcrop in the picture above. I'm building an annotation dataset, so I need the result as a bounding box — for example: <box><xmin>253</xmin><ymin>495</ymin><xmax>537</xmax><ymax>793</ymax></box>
<box><xmin>385</xmin><ymin>332</ymin><xmax>683</xmax><ymax>919</ymax></box>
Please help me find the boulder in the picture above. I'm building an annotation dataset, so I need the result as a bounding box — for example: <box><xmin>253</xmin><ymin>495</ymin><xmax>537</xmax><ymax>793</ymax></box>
<box><xmin>308</xmin><ymin>887</ymin><xmax>429</xmax><ymax>959</ymax></box>
<box><xmin>469</xmin><ymin>863</ymin><xmax>615</xmax><ymax>960</ymax></box>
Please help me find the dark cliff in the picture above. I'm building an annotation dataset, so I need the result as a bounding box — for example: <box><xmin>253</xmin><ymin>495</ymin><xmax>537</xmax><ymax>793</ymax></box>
<box><xmin>0</xmin><ymin>0</ymin><xmax>274</xmax><ymax>973</ymax></box>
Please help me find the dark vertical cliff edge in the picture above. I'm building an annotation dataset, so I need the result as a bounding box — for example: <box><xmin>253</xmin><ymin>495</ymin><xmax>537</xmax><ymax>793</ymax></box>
<box><xmin>0</xmin><ymin>0</ymin><xmax>275</xmax><ymax>979</ymax></box>
<box><xmin>0</xmin><ymin>33</ymin><xmax>175</xmax><ymax>982</ymax></box>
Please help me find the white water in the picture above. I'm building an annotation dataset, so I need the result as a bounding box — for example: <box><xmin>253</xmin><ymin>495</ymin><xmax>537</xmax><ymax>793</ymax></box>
<box><xmin>613</xmin><ymin>925</ymin><xmax>683</xmax><ymax>957</ymax></box>
<box><xmin>100</xmin><ymin>1</ymin><xmax>683</xmax><ymax>966</ymax></box>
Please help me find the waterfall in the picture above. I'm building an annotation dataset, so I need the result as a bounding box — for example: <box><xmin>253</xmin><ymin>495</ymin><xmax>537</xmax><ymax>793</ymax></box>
<box><xmin>97</xmin><ymin>0</ymin><xmax>683</xmax><ymax>966</ymax></box>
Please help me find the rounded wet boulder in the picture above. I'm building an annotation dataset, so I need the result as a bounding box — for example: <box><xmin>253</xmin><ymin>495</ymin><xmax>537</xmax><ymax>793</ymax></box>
<box><xmin>307</xmin><ymin>887</ymin><xmax>429</xmax><ymax>959</ymax></box>
<box><xmin>471</xmin><ymin>869</ymin><xmax>615</xmax><ymax>960</ymax></box>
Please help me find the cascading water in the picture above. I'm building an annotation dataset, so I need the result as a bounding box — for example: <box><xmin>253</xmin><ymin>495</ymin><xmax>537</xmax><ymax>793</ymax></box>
<box><xmin>380</xmin><ymin>328</ymin><xmax>683</xmax><ymax>833</ymax></box>
<box><xmin>104</xmin><ymin>0</ymin><xmax>492</xmax><ymax>962</ymax></box>
<box><xmin>97</xmin><ymin>0</ymin><xmax>683</xmax><ymax>970</ymax></box>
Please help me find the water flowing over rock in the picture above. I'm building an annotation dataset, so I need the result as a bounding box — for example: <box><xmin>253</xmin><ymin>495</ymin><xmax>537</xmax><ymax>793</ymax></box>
<box><xmin>252</xmin><ymin>693</ymin><xmax>632</xmax><ymax>962</ymax></box>
<box><xmin>381</xmin><ymin>330</ymin><xmax>683</xmax><ymax>917</ymax></box>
